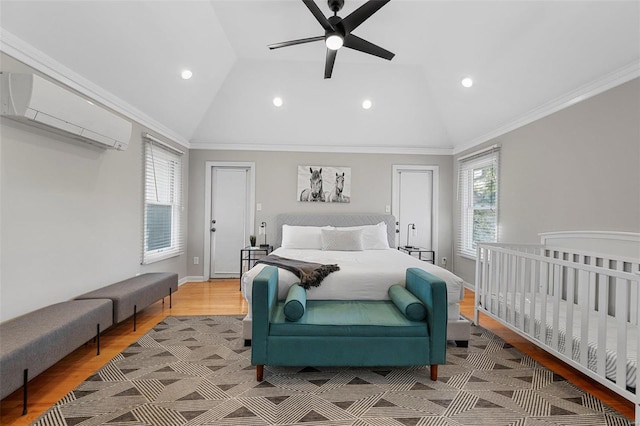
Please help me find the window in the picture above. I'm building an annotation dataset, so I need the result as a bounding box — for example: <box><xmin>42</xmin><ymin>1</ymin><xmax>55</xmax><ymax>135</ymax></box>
<box><xmin>142</xmin><ymin>136</ymin><xmax>184</xmax><ymax>264</ymax></box>
<box><xmin>458</xmin><ymin>147</ymin><xmax>500</xmax><ymax>258</ymax></box>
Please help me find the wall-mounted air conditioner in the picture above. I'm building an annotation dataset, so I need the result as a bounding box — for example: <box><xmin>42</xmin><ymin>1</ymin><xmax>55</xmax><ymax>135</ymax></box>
<box><xmin>0</xmin><ymin>73</ymin><xmax>132</xmax><ymax>151</ymax></box>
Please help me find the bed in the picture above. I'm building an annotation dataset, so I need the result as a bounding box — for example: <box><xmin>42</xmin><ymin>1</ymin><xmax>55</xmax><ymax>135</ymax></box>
<box><xmin>474</xmin><ymin>231</ymin><xmax>640</xmax><ymax>421</ymax></box>
<box><xmin>241</xmin><ymin>213</ymin><xmax>471</xmax><ymax>345</ymax></box>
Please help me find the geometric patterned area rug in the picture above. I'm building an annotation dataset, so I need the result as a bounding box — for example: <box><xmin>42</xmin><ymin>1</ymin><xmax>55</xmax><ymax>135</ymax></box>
<box><xmin>31</xmin><ymin>315</ymin><xmax>631</xmax><ymax>425</ymax></box>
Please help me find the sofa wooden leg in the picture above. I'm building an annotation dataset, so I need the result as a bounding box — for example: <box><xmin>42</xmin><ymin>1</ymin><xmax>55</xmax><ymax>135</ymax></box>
<box><xmin>430</xmin><ymin>365</ymin><xmax>438</xmax><ymax>381</ymax></box>
<box><xmin>256</xmin><ymin>365</ymin><xmax>264</xmax><ymax>381</ymax></box>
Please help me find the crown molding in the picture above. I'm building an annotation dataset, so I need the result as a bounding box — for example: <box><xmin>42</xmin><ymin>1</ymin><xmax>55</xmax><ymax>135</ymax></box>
<box><xmin>452</xmin><ymin>60</ymin><xmax>640</xmax><ymax>155</ymax></box>
<box><xmin>0</xmin><ymin>28</ymin><xmax>190</xmax><ymax>148</ymax></box>
<box><xmin>188</xmin><ymin>141</ymin><xmax>454</xmax><ymax>156</ymax></box>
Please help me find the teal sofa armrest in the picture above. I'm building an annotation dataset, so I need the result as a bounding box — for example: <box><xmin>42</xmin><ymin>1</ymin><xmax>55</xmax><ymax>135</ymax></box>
<box><xmin>405</xmin><ymin>268</ymin><xmax>448</xmax><ymax>364</ymax></box>
<box><xmin>251</xmin><ymin>266</ymin><xmax>279</xmax><ymax>366</ymax></box>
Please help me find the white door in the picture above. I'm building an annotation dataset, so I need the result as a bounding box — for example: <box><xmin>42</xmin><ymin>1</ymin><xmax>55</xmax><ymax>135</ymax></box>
<box><xmin>392</xmin><ymin>166</ymin><xmax>439</xmax><ymax>256</ymax></box>
<box><xmin>210</xmin><ymin>167</ymin><xmax>250</xmax><ymax>278</ymax></box>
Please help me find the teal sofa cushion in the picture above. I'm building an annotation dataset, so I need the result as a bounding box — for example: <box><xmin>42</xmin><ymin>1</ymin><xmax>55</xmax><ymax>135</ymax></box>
<box><xmin>388</xmin><ymin>284</ymin><xmax>427</xmax><ymax>321</ymax></box>
<box><xmin>271</xmin><ymin>300</ymin><xmax>428</xmax><ymax>337</ymax></box>
<box><xmin>283</xmin><ymin>284</ymin><xmax>306</xmax><ymax>321</ymax></box>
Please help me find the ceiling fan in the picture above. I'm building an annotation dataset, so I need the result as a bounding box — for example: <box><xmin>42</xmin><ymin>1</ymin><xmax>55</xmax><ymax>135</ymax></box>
<box><xmin>268</xmin><ymin>0</ymin><xmax>395</xmax><ymax>79</ymax></box>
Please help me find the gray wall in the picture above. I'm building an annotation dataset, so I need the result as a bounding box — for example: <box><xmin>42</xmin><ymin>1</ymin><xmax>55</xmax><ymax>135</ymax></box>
<box><xmin>187</xmin><ymin>150</ymin><xmax>453</xmax><ymax>279</ymax></box>
<box><xmin>0</xmin><ymin>56</ymin><xmax>189</xmax><ymax>322</ymax></box>
<box><xmin>453</xmin><ymin>78</ymin><xmax>640</xmax><ymax>284</ymax></box>
<box><xmin>3</xmin><ymin>53</ymin><xmax>637</xmax><ymax>320</ymax></box>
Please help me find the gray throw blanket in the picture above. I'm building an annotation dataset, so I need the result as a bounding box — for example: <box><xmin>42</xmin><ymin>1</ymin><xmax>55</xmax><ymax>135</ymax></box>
<box><xmin>255</xmin><ymin>254</ymin><xmax>340</xmax><ymax>289</ymax></box>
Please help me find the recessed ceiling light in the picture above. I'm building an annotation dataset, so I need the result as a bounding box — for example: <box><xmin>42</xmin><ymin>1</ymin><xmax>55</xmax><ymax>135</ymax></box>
<box><xmin>181</xmin><ymin>69</ymin><xmax>193</xmax><ymax>80</ymax></box>
<box><xmin>273</xmin><ymin>97</ymin><xmax>283</xmax><ymax>107</ymax></box>
<box><xmin>461</xmin><ymin>77</ymin><xmax>473</xmax><ymax>88</ymax></box>
<box><xmin>362</xmin><ymin>99</ymin><xmax>372</xmax><ymax>110</ymax></box>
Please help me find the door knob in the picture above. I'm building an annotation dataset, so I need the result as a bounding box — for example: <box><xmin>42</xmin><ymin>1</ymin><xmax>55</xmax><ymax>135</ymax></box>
<box><xmin>211</xmin><ymin>227</ymin><xmax>216</xmax><ymax>232</ymax></box>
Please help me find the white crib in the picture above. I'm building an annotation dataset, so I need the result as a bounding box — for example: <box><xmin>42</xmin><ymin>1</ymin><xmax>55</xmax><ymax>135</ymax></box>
<box><xmin>474</xmin><ymin>231</ymin><xmax>640</xmax><ymax>420</ymax></box>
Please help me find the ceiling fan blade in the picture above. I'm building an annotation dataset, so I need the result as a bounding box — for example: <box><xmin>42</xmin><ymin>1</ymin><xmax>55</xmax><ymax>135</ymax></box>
<box><xmin>268</xmin><ymin>35</ymin><xmax>324</xmax><ymax>50</ymax></box>
<box><xmin>324</xmin><ymin>48</ymin><xmax>337</xmax><ymax>79</ymax></box>
<box><xmin>344</xmin><ymin>34</ymin><xmax>394</xmax><ymax>60</ymax></box>
<box><xmin>302</xmin><ymin>0</ymin><xmax>334</xmax><ymax>32</ymax></box>
<box><xmin>342</xmin><ymin>0</ymin><xmax>390</xmax><ymax>33</ymax></box>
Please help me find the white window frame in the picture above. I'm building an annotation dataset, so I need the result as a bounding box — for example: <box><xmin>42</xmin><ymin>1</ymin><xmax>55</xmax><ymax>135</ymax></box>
<box><xmin>458</xmin><ymin>147</ymin><xmax>500</xmax><ymax>259</ymax></box>
<box><xmin>142</xmin><ymin>135</ymin><xmax>184</xmax><ymax>264</ymax></box>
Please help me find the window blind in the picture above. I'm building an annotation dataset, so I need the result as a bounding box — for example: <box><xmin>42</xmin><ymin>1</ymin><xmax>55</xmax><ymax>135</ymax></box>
<box><xmin>142</xmin><ymin>135</ymin><xmax>184</xmax><ymax>264</ymax></box>
<box><xmin>457</xmin><ymin>146</ymin><xmax>500</xmax><ymax>259</ymax></box>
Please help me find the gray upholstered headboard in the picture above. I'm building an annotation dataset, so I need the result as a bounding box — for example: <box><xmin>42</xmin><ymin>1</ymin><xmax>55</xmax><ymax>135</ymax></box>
<box><xmin>275</xmin><ymin>213</ymin><xmax>397</xmax><ymax>248</ymax></box>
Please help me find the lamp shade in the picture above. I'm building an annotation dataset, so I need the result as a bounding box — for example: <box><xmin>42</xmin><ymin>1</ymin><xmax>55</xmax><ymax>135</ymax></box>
<box><xmin>325</xmin><ymin>34</ymin><xmax>344</xmax><ymax>50</ymax></box>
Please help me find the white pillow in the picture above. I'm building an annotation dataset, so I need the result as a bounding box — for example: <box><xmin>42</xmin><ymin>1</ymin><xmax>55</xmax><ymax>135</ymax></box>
<box><xmin>334</xmin><ymin>222</ymin><xmax>390</xmax><ymax>250</ymax></box>
<box><xmin>321</xmin><ymin>228</ymin><xmax>364</xmax><ymax>251</ymax></box>
<box><xmin>281</xmin><ymin>225</ymin><xmax>330</xmax><ymax>249</ymax></box>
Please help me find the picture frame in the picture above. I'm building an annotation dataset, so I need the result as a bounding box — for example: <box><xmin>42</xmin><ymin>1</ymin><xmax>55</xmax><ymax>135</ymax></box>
<box><xmin>297</xmin><ymin>166</ymin><xmax>351</xmax><ymax>203</ymax></box>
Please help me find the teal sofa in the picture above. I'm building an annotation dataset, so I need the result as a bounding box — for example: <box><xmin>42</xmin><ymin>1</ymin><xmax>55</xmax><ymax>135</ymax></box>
<box><xmin>251</xmin><ymin>266</ymin><xmax>448</xmax><ymax>382</ymax></box>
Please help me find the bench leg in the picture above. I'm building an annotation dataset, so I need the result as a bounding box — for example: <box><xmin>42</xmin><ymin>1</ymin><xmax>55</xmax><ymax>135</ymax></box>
<box><xmin>133</xmin><ymin>305</ymin><xmax>137</xmax><ymax>331</ymax></box>
<box><xmin>22</xmin><ymin>368</ymin><xmax>28</xmax><ymax>415</ymax></box>
<box><xmin>169</xmin><ymin>288</ymin><xmax>172</xmax><ymax>309</ymax></box>
<box><xmin>430</xmin><ymin>365</ymin><xmax>438</xmax><ymax>381</ymax></box>
<box><xmin>256</xmin><ymin>365</ymin><xmax>264</xmax><ymax>381</ymax></box>
<box><xmin>96</xmin><ymin>324</ymin><xmax>101</xmax><ymax>356</ymax></box>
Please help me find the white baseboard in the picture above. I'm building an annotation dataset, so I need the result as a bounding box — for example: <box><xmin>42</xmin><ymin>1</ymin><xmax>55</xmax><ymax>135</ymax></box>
<box><xmin>180</xmin><ymin>276</ymin><xmax>205</xmax><ymax>285</ymax></box>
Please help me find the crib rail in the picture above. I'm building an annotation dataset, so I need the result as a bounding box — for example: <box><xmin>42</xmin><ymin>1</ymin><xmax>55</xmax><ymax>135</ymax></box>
<box><xmin>475</xmin><ymin>242</ymin><xmax>640</xmax><ymax>412</ymax></box>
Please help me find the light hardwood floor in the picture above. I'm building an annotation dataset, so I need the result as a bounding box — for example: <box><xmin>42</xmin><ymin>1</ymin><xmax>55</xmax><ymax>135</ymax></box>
<box><xmin>0</xmin><ymin>280</ymin><xmax>634</xmax><ymax>424</ymax></box>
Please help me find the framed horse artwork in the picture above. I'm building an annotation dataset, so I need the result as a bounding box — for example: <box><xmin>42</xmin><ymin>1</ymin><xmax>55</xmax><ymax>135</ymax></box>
<box><xmin>297</xmin><ymin>166</ymin><xmax>351</xmax><ymax>203</ymax></box>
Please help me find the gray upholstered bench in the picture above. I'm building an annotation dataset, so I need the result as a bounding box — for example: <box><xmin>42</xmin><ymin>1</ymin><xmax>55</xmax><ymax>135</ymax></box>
<box><xmin>0</xmin><ymin>299</ymin><xmax>113</xmax><ymax>414</ymax></box>
<box><xmin>75</xmin><ymin>272</ymin><xmax>178</xmax><ymax>330</ymax></box>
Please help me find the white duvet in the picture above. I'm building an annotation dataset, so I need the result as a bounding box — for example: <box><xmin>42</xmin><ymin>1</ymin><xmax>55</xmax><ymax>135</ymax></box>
<box><xmin>240</xmin><ymin>247</ymin><xmax>464</xmax><ymax>307</ymax></box>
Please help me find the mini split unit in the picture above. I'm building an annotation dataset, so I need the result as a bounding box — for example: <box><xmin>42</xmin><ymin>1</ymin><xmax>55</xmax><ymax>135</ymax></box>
<box><xmin>1</xmin><ymin>73</ymin><xmax>132</xmax><ymax>151</ymax></box>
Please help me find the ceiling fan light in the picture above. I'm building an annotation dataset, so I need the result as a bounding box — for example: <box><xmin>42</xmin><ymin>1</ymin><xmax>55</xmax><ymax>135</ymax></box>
<box><xmin>325</xmin><ymin>34</ymin><xmax>344</xmax><ymax>50</ymax></box>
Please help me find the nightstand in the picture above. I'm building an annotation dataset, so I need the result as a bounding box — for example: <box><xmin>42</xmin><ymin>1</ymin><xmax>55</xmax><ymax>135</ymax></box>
<box><xmin>239</xmin><ymin>246</ymin><xmax>273</xmax><ymax>285</ymax></box>
<box><xmin>398</xmin><ymin>246</ymin><xmax>435</xmax><ymax>264</ymax></box>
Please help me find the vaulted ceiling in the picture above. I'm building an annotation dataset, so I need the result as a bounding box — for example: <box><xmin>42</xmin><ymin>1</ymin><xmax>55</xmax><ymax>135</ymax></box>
<box><xmin>1</xmin><ymin>1</ymin><xmax>638</xmax><ymax>154</ymax></box>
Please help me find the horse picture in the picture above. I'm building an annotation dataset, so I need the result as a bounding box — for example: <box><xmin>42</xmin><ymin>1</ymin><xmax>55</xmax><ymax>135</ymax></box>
<box><xmin>297</xmin><ymin>166</ymin><xmax>351</xmax><ymax>203</ymax></box>
<box><xmin>299</xmin><ymin>167</ymin><xmax>326</xmax><ymax>202</ymax></box>
<box><xmin>328</xmin><ymin>172</ymin><xmax>350</xmax><ymax>203</ymax></box>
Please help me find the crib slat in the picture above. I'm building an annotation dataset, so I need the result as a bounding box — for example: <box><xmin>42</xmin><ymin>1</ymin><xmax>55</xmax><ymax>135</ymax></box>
<box><xmin>579</xmin><ymin>255</ymin><xmax>590</xmax><ymax>367</ymax></box>
<box><xmin>501</xmin><ymin>251</ymin><xmax>506</xmax><ymax>321</ymax></box>
<box><xmin>481</xmin><ymin>247</ymin><xmax>489</xmax><ymax>315</ymax></box>
<box><xmin>531</xmin><ymin>257</ymin><xmax>539</xmax><ymax>339</ymax></box>
<box><xmin>501</xmin><ymin>251</ymin><xmax>508</xmax><ymax>320</ymax></box>
<box><xmin>589</xmin><ymin>256</ymin><xmax>597</xmax><ymax>312</ymax></box>
<box><xmin>510</xmin><ymin>253</ymin><xmax>517</xmax><ymax>326</ymax></box>
<box><xmin>474</xmin><ymin>247</ymin><xmax>484</xmax><ymax>325</ymax></box>
<box><xmin>630</xmin><ymin>261</ymin><xmax>638</xmax><ymax>326</ymax></box>
<box><xmin>540</xmin><ymin>261</ymin><xmax>549</xmax><ymax>345</ymax></box>
<box><xmin>615</xmin><ymin>261</ymin><xmax>628</xmax><ymax>389</ymax></box>
<box><xmin>565</xmin><ymin>266</ymin><xmax>575</xmax><ymax>359</ymax></box>
<box><xmin>518</xmin><ymin>256</ymin><xmax>527</xmax><ymax>332</ymax></box>
<box><xmin>551</xmin><ymin>263</ymin><xmax>561</xmax><ymax>351</ymax></box>
<box><xmin>596</xmin><ymin>272</ymin><xmax>609</xmax><ymax>377</ymax></box>
<box><xmin>488</xmin><ymin>249</ymin><xmax>497</xmax><ymax>316</ymax></box>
